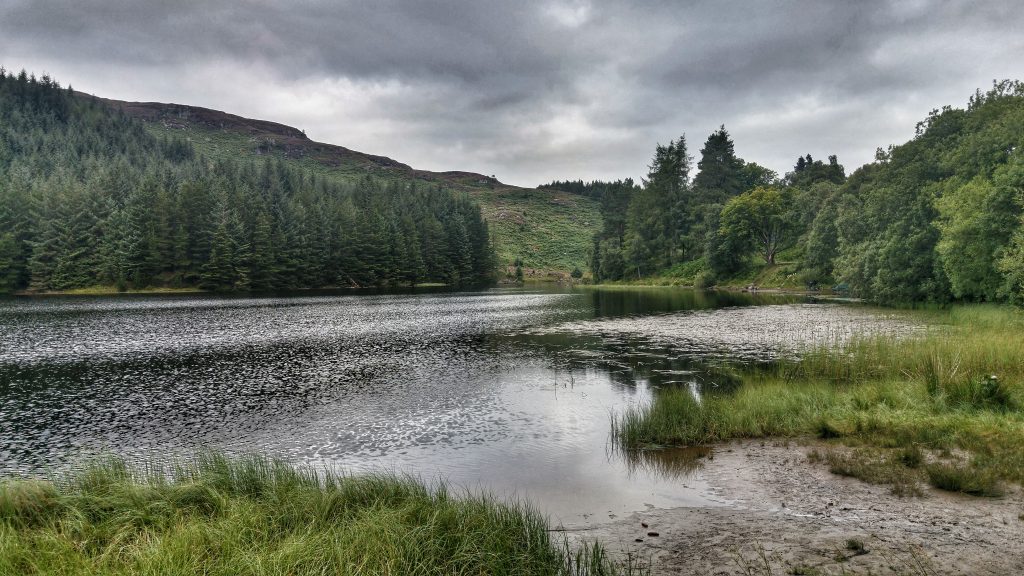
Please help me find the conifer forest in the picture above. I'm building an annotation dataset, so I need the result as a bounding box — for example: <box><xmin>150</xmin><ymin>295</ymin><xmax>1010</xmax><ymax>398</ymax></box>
<box><xmin>0</xmin><ymin>70</ymin><xmax>495</xmax><ymax>293</ymax></box>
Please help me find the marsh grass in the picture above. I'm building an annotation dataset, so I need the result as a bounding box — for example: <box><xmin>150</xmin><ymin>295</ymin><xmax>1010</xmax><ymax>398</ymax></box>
<box><xmin>612</xmin><ymin>305</ymin><xmax>1024</xmax><ymax>495</ymax></box>
<box><xmin>924</xmin><ymin>462</ymin><xmax>1004</xmax><ymax>497</ymax></box>
<box><xmin>0</xmin><ymin>453</ymin><xmax>642</xmax><ymax>575</ymax></box>
<box><xmin>808</xmin><ymin>448</ymin><xmax>924</xmax><ymax>497</ymax></box>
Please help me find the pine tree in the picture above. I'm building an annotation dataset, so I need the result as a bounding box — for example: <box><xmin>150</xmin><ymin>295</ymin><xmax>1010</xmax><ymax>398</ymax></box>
<box><xmin>623</xmin><ymin>136</ymin><xmax>692</xmax><ymax>275</ymax></box>
<box><xmin>693</xmin><ymin>126</ymin><xmax>744</xmax><ymax>205</ymax></box>
<box><xmin>0</xmin><ymin>232</ymin><xmax>19</xmax><ymax>292</ymax></box>
<box><xmin>249</xmin><ymin>211</ymin><xmax>276</xmax><ymax>290</ymax></box>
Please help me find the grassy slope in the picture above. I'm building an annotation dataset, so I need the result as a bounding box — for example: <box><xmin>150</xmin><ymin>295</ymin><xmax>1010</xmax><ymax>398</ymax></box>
<box><xmin>598</xmin><ymin>246</ymin><xmax>811</xmax><ymax>289</ymax></box>
<box><xmin>0</xmin><ymin>454</ymin><xmax>638</xmax><ymax>576</ymax></box>
<box><xmin>110</xmin><ymin>99</ymin><xmax>600</xmax><ymax>276</ymax></box>
<box><xmin>598</xmin><ymin>260</ymin><xmax>807</xmax><ymax>290</ymax></box>
<box><xmin>612</xmin><ymin>305</ymin><xmax>1024</xmax><ymax>496</ymax></box>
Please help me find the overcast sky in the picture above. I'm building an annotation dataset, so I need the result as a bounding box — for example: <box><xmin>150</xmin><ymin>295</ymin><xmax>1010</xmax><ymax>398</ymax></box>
<box><xmin>2</xmin><ymin>1</ymin><xmax>1022</xmax><ymax>187</ymax></box>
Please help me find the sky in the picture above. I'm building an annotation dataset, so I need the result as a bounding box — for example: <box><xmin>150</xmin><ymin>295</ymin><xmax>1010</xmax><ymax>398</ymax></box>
<box><xmin>2</xmin><ymin>0</ymin><xmax>1022</xmax><ymax>188</ymax></box>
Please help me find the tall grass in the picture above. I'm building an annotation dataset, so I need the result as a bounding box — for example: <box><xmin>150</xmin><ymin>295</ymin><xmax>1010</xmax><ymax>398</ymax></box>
<box><xmin>0</xmin><ymin>453</ymin><xmax>641</xmax><ymax>575</ymax></box>
<box><xmin>612</xmin><ymin>305</ymin><xmax>1024</xmax><ymax>491</ymax></box>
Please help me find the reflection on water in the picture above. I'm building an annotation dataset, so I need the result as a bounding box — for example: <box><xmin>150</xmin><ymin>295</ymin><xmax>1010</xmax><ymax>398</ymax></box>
<box><xmin>0</xmin><ymin>287</ymin><xmax>915</xmax><ymax>523</ymax></box>
<box><xmin>524</xmin><ymin>302</ymin><xmax>920</xmax><ymax>363</ymax></box>
<box><xmin>615</xmin><ymin>445</ymin><xmax>712</xmax><ymax>480</ymax></box>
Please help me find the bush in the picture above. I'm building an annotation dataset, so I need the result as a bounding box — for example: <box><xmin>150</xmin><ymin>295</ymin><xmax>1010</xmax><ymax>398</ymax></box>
<box><xmin>694</xmin><ymin>270</ymin><xmax>716</xmax><ymax>290</ymax></box>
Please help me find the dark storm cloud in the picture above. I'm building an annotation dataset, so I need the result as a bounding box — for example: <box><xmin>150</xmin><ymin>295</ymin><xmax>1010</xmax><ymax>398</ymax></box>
<box><xmin>2</xmin><ymin>0</ymin><xmax>1022</xmax><ymax>185</ymax></box>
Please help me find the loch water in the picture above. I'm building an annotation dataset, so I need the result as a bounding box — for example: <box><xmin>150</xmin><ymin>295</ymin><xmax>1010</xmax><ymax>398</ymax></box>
<box><xmin>0</xmin><ymin>287</ymin><xmax>914</xmax><ymax>524</ymax></box>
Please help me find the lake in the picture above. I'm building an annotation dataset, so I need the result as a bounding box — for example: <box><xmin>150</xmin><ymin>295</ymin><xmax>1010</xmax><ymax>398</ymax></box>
<box><xmin>0</xmin><ymin>287</ymin><xmax>914</xmax><ymax>524</ymax></box>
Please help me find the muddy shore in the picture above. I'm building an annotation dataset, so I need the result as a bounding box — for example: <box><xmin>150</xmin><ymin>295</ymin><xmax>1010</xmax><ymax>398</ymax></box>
<box><xmin>576</xmin><ymin>440</ymin><xmax>1023</xmax><ymax>575</ymax></box>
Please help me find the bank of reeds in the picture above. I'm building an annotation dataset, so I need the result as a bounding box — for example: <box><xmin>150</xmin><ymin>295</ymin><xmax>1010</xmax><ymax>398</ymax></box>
<box><xmin>612</xmin><ymin>305</ymin><xmax>1024</xmax><ymax>494</ymax></box>
<box><xmin>0</xmin><ymin>453</ymin><xmax>644</xmax><ymax>575</ymax></box>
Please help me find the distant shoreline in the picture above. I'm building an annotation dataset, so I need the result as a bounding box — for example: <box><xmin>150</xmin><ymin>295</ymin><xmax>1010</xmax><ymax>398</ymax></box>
<box><xmin>10</xmin><ymin>282</ymin><xmax>454</xmax><ymax>297</ymax></box>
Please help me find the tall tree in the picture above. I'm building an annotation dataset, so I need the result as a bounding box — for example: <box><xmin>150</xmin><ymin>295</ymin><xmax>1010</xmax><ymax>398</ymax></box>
<box><xmin>719</xmin><ymin>187</ymin><xmax>795</xmax><ymax>265</ymax></box>
<box><xmin>692</xmin><ymin>126</ymin><xmax>744</xmax><ymax>205</ymax></box>
<box><xmin>623</xmin><ymin>136</ymin><xmax>692</xmax><ymax>275</ymax></box>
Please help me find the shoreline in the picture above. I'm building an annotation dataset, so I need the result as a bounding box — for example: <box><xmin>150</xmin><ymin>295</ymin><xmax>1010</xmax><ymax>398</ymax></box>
<box><xmin>8</xmin><ymin>283</ymin><xmax>454</xmax><ymax>297</ymax></box>
<box><xmin>584</xmin><ymin>439</ymin><xmax>1024</xmax><ymax>575</ymax></box>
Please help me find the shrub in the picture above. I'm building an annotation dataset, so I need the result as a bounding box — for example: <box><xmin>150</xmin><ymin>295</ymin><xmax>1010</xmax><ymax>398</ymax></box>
<box><xmin>694</xmin><ymin>270</ymin><xmax>716</xmax><ymax>290</ymax></box>
<box><xmin>925</xmin><ymin>462</ymin><xmax>1003</xmax><ymax>497</ymax></box>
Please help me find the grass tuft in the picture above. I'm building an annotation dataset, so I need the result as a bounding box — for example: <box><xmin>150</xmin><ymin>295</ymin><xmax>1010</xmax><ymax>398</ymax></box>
<box><xmin>0</xmin><ymin>454</ymin><xmax>643</xmax><ymax>576</ymax></box>
<box><xmin>924</xmin><ymin>462</ymin><xmax>1004</xmax><ymax>497</ymax></box>
<box><xmin>811</xmin><ymin>448</ymin><xmax>923</xmax><ymax>497</ymax></box>
<box><xmin>816</xmin><ymin>419</ymin><xmax>843</xmax><ymax>439</ymax></box>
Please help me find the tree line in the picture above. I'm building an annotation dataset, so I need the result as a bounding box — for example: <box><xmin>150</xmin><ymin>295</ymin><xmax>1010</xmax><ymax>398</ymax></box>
<box><xmin>588</xmin><ymin>81</ymin><xmax>1024</xmax><ymax>305</ymax></box>
<box><xmin>0</xmin><ymin>69</ymin><xmax>496</xmax><ymax>293</ymax></box>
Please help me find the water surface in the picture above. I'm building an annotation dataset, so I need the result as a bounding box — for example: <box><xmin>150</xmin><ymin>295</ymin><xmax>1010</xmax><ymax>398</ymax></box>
<box><xmin>0</xmin><ymin>288</ymin><xmax>912</xmax><ymax>523</ymax></box>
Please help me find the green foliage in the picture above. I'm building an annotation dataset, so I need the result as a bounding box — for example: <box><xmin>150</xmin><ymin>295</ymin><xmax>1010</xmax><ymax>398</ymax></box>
<box><xmin>693</xmin><ymin>270</ymin><xmax>716</xmax><ymax>290</ymax></box>
<box><xmin>819</xmin><ymin>80</ymin><xmax>1024</xmax><ymax>304</ymax></box>
<box><xmin>801</xmin><ymin>193</ymin><xmax>841</xmax><ymax>283</ymax></box>
<box><xmin>936</xmin><ymin>172</ymin><xmax>1021</xmax><ymax>300</ymax></box>
<box><xmin>0</xmin><ymin>70</ymin><xmax>496</xmax><ymax>292</ymax></box>
<box><xmin>587</xmin><ymin>82</ymin><xmax>1024</xmax><ymax>304</ymax></box>
<box><xmin>692</xmin><ymin>125</ymin><xmax>745</xmax><ymax>206</ymax></box>
<box><xmin>786</xmin><ymin>153</ymin><xmax>845</xmax><ymax>187</ymax></box>
<box><xmin>592</xmin><ymin>138</ymin><xmax>699</xmax><ymax>281</ymax></box>
<box><xmin>591</xmin><ymin>128</ymin><xmax>806</xmax><ymax>286</ymax></box>
<box><xmin>998</xmin><ymin>191</ymin><xmax>1024</xmax><ymax>304</ymax></box>
<box><xmin>0</xmin><ymin>233</ymin><xmax>19</xmax><ymax>293</ymax></box>
<box><xmin>704</xmin><ymin>203</ymin><xmax>748</xmax><ymax>277</ymax></box>
<box><xmin>623</xmin><ymin>136</ymin><xmax>693</xmax><ymax>277</ymax></box>
<box><xmin>810</xmin><ymin>448</ymin><xmax>923</xmax><ymax>496</ymax></box>
<box><xmin>738</xmin><ymin>161</ymin><xmax>779</xmax><ymax>190</ymax></box>
<box><xmin>720</xmin><ymin>186</ymin><xmax>795</xmax><ymax>265</ymax></box>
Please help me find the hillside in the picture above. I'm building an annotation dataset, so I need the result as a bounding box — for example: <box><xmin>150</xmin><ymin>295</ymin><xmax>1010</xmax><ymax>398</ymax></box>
<box><xmin>97</xmin><ymin>97</ymin><xmax>600</xmax><ymax>278</ymax></box>
<box><xmin>0</xmin><ymin>73</ymin><xmax>497</xmax><ymax>292</ymax></box>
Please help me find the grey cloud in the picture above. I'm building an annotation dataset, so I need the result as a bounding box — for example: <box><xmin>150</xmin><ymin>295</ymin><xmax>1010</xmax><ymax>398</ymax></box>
<box><xmin>1</xmin><ymin>0</ymin><xmax>1022</xmax><ymax>186</ymax></box>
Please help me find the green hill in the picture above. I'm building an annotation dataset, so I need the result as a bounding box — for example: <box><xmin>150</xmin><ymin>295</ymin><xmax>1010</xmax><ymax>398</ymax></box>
<box><xmin>100</xmin><ymin>99</ymin><xmax>601</xmax><ymax>278</ymax></box>
<box><xmin>0</xmin><ymin>72</ymin><xmax>497</xmax><ymax>293</ymax></box>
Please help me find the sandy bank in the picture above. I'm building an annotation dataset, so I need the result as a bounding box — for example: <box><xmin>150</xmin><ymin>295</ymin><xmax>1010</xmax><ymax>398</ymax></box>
<box><xmin>581</xmin><ymin>440</ymin><xmax>1023</xmax><ymax>575</ymax></box>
